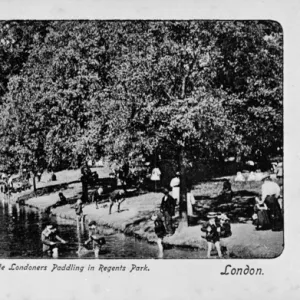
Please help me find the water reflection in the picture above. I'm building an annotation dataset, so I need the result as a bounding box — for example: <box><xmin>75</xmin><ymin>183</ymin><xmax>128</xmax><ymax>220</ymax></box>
<box><xmin>76</xmin><ymin>220</ymin><xmax>82</xmax><ymax>256</ymax></box>
<box><xmin>16</xmin><ymin>203</ymin><xmax>20</xmax><ymax>219</ymax></box>
<box><xmin>8</xmin><ymin>201</ymin><xmax>12</xmax><ymax>216</ymax></box>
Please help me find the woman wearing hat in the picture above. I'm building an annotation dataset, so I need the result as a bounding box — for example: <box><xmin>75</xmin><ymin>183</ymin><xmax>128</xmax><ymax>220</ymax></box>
<box><xmin>261</xmin><ymin>176</ymin><xmax>282</xmax><ymax>231</ymax></box>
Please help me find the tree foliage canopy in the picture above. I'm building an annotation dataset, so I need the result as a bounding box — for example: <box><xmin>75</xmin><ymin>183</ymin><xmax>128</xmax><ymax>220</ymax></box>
<box><xmin>0</xmin><ymin>20</ymin><xmax>283</xmax><ymax>174</ymax></box>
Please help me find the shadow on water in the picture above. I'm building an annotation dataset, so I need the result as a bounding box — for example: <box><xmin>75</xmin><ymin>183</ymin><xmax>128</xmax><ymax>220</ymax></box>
<box><xmin>0</xmin><ymin>197</ymin><xmax>204</xmax><ymax>259</ymax></box>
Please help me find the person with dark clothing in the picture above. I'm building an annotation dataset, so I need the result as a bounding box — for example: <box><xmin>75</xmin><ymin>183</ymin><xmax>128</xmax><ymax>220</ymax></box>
<box><xmin>261</xmin><ymin>176</ymin><xmax>283</xmax><ymax>231</ymax></box>
<box><xmin>26</xmin><ymin>172</ymin><xmax>31</xmax><ymax>181</ymax></box>
<box><xmin>51</xmin><ymin>172</ymin><xmax>57</xmax><ymax>181</ymax></box>
<box><xmin>154</xmin><ymin>213</ymin><xmax>166</xmax><ymax>239</ymax></box>
<box><xmin>253</xmin><ymin>197</ymin><xmax>271</xmax><ymax>230</ymax></box>
<box><xmin>264</xmin><ymin>194</ymin><xmax>283</xmax><ymax>231</ymax></box>
<box><xmin>36</xmin><ymin>171</ymin><xmax>42</xmax><ymax>182</ymax></box>
<box><xmin>152</xmin><ymin>212</ymin><xmax>166</xmax><ymax>258</ymax></box>
<box><xmin>201</xmin><ymin>213</ymin><xmax>222</xmax><ymax>258</ymax></box>
<box><xmin>92</xmin><ymin>187</ymin><xmax>104</xmax><ymax>209</ymax></box>
<box><xmin>160</xmin><ymin>188</ymin><xmax>176</xmax><ymax>236</ymax></box>
<box><xmin>80</xmin><ymin>165</ymin><xmax>90</xmax><ymax>203</ymax></box>
<box><xmin>41</xmin><ymin>224</ymin><xmax>67</xmax><ymax>258</ymax></box>
<box><xmin>218</xmin><ymin>214</ymin><xmax>231</xmax><ymax>256</ymax></box>
<box><xmin>121</xmin><ymin>162</ymin><xmax>130</xmax><ymax>179</ymax></box>
<box><xmin>84</xmin><ymin>221</ymin><xmax>106</xmax><ymax>258</ymax></box>
<box><xmin>218</xmin><ymin>214</ymin><xmax>232</xmax><ymax>238</ymax></box>
<box><xmin>51</xmin><ymin>192</ymin><xmax>68</xmax><ymax>209</ymax></box>
<box><xmin>72</xmin><ymin>198</ymin><xmax>84</xmax><ymax>222</ymax></box>
<box><xmin>117</xmin><ymin>162</ymin><xmax>130</xmax><ymax>187</ymax></box>
<box><xmin>108</xmin><ymin>173</ymin><xmax>118</xmax><ymax>190</ymax></box>
<box><xmin>219</xmin><ymin>179</ymin><xmax>233</xmax><ymax>203</ymax></box>
<box><xmin>81</xmin><ymin>162</ymin><xmax>92</xmax><ymax>177</ymax></box>
<box><xmin>108</xmin><ymin>189</ymin><xmax>126</xmax><ymax>214</ymax></box>
<box><xmin>92</xmin><ymin>171</ymin><xmax>99</xmax><ymax>184</ymax></box>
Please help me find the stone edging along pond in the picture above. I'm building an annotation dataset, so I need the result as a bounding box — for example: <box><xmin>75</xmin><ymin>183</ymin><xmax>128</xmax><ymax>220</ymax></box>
<box><xmin>13</xmin><ymin>185</ymin><xmax>208</xmax><ymax>253</ymax></box>
<box><xmin>13</xmin><ymin>179</ymin><xmax>279</xmax><ymax>259</ymax></box>
<box><xmin>13</xmin><ymin>189</ymin><xmax>284</xmax><ymax>259</ymax></box>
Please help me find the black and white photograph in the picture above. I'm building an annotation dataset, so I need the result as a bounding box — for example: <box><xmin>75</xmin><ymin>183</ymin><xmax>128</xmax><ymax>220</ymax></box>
<box><xmin>0</xmin><ymin>19</ymin><xmax>283</xmax><ymax>260</ymax></box>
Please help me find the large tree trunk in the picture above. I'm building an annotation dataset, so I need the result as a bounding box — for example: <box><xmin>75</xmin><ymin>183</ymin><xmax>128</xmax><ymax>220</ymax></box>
<box><xmin>177</xmin><ymin>147</ymin><xmax>188</xmax><ymax>232</ymax></box>
<box><xmin>33</xmin><ymin>173</ymin><xmax>37</xmax><ymax>197</ymax></box>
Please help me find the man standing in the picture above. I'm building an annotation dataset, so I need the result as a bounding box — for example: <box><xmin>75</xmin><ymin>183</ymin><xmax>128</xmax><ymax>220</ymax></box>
<box><xmin>160</xmin><ymin>188</ymin><xmax>176</xmax><ymax>236</ymax></box>
<box><xmin>170</xmin><ymin>172</ymin><xmax>180</xmax><ymax>205</ymax></box>
<box><xmin>261</xmin><ymin>176</ymin><xmax>282</xmax><ymax>231</ymax></box>
<box><xmin>80</xmin><ymin>163</ymin><xmax>91</xmax><ymax>203</ymax></box>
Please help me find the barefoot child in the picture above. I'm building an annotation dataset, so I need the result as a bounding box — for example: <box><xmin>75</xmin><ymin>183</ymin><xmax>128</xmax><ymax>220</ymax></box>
<box><xmin>72</xmin><ymin>197</ymin><xmax>84</xmax><ymax>222</ymax></box>
<box><xmin>202</xmin><ymin>212</ymin><xmax>223</xmax><ymax>258</ymax></box>
<box><xmin>41</xmin><ymin>224</ymin><xmax>67</xmax><ymax>258</ymax></box>
<box><xmin>84</xmin><ymin>221</ymin><xmax>106</xmax><ymax>258</ymax></box>
<box><xmin>151</xmin><ymin>212</ymin><xmax>166</xmax><ymax>258</ymax></box>
<box><xmin>218</xmin><ymin>213</ymin><xmax>232</xmax><ymax>256</ymax></box>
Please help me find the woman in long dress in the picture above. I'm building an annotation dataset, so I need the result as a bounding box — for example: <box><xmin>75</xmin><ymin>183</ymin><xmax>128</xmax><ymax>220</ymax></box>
<box><xmin>187</xmin><ymin>187</ymin><xmax>196</xmax><ymax>217</ymax></box>
<box><xmin>264</xmin><ymin>194</ymin><xmax>283</xmax><ymax>231</ymax></box>
<box><xmin>170</xmin><ymin>172</ymin><xmax>180</xmax><ymax>205</ymax></box>
<box><xmin>254</xmin><ymin>197</ymin><xmax>271</xmax><ymax>230</ymax></box>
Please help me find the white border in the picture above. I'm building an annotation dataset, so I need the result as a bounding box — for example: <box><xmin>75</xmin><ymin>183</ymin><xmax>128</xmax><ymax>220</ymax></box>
<box><xmin>0</xmin><ymin>1</ymin><xmax>298</xmax><ymax>299</ymax></box>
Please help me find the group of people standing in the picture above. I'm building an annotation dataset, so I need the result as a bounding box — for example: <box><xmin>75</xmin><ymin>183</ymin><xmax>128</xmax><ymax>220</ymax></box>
<box><xmin>152</xmin><ymin>171</ymin><xmax>197</xmax><ymax>258</ymax></box>
<box><xmin>154</xmin><ymin>170</ymin><xmax>283</xmax><ymax>259</ymax></box>
<box><xmin>42</xmin><ymin>160</ymin><xmax>283</xmax><ymax>259</ymax></box>
<box><xmin>201</xmin><ymin>212</ymin><xmax>232</xmax><ymax>258</ymax></box>
<box><xmin>159</xmin><ymin>172</ymin><xmax>197</xmax><ymax>235</ymax></box>
<box><xmin>253</xmin><ymin>176</ymin><xmax>283</xmax><ymax>231</ymax></box>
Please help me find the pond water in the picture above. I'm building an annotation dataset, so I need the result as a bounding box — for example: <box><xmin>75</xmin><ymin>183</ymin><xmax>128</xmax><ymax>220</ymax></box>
<box><xmin>0</xmin><ymin>197</ymin><xmax>203</xmax><ymax>259</ymax></box>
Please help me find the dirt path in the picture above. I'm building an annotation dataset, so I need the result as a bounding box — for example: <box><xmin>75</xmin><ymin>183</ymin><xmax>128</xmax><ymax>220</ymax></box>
<box><xmin>18</xmin><ymin>168</ymin><xmax>284</xmax><ymax>258</ymax></box>
<box><xmin>24</xmin><ymin>191</ymin><xmax>283</xmax><ymax>258</ymax></box>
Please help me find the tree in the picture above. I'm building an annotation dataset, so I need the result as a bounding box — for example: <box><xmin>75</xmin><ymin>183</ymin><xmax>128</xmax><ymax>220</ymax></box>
<box><xmin>0</xmin><ymin>21</ymin><xmax>283</xmax><ymax>221</ymax></box>
<box><xmin>87</xmin><ymin>21</ymin><xmax>282</xmax><ymax>227</ymax></box>
<box><xmin>0</xmin><ymin>21</ymin><xmax>114</xmax><ymax>172</ymax></box>
<box><xmin>88</xmin><ymin>21</ymin><xmax>237</xmax><ymax>227</ymax></box>
<box><xmin>0</xmin><ymin>21</ymin><xmax>50</xmax><ymax>102</ymax></box>
<box><xmin>212</xmin><ymin>21</ymin><xmax>283</xmax><ymax>160</ymax></box>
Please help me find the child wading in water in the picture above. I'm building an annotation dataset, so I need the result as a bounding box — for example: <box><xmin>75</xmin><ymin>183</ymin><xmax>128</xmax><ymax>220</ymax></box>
<box><xmin>84</xmin><ymin>221</ymin><xmax>106</xmax><ymax>258</ymax></box>
<box><xmin>41</xmin><ymin>224</ymin><xmax>67</xmax><ymax>258</ymax></box>
<box><xmin>152</xmin><ymin>212</ymin><xmax>166</xmax><ymax>258</ymax></box>
<box><xmin>72</xmin><ymin>197</ymin><xmax>84</xmax><ymax>223</ymax></box>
